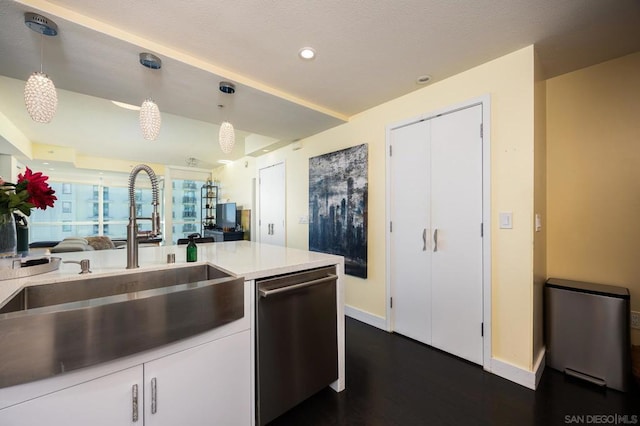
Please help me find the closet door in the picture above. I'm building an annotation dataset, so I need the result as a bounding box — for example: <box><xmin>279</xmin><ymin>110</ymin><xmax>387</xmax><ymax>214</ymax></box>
<box><xmin>430</xmin><ymin>105</ymin><xmax>483</xmax><ymax>364</ymax></box>
<box><xmin>389</xmin><ymin>120</ymin><xmax>432</xmax><ymax>344</ymax></box>
<box><xmin>258</xmin><ymin>162</ymin><xmax>286</xmax><ymax>246</ymax></box>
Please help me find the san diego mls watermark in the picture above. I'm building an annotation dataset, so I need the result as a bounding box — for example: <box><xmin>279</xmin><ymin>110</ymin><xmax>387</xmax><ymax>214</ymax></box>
<box><xmin>565</xmin><ymin>414</ymin><xmax>638</xmax><ymax>424</ymax></box>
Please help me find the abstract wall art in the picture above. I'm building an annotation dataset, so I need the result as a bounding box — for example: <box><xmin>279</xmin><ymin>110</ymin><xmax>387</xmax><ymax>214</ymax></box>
<box><xmin>309</xmin><ymin>144</ymin><xmax>368</xmax><ymax>278</ymax></box>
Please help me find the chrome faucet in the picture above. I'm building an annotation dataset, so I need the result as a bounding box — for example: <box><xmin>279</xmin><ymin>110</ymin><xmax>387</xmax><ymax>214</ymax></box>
<box><xmin>127</xmin><ymin>164</ymin><xmax>161</xmax><ymax>269</ymax></box>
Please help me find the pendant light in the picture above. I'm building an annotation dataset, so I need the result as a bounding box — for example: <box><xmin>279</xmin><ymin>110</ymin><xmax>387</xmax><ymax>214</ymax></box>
<box><xmin>23</xmin><ymin>13</ymin><xmax>58</xmax><ymax>124</ymax></box>
<box><xmin>139</xmin><ymin>53</ymin><xmax>162</xmax><ymax>141</ymax></box>
<box><xmin>218</xmin><ymin>81</ymin><xmax>236</xmax><ymax>154</ymax></box>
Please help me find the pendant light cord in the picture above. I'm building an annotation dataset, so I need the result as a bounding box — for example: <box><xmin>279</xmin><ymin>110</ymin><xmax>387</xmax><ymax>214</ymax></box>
<box><xmin>39</xmin><ymin>33</ymin><xmax>44</xmax><ymax>73</ymax></box>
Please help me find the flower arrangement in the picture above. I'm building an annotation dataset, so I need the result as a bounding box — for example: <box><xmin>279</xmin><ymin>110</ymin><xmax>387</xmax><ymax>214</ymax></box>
<box><xmin>0</xmin><ymin>167</ymin><xmax>57</xmax><ymax>216</ymax></box>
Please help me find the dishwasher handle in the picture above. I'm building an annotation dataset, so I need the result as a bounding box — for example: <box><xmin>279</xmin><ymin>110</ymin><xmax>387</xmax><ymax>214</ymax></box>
<box><xmin>259</xmin><ymin>274</ymin><xmax>337</xmax><ymax>298</ymax></box>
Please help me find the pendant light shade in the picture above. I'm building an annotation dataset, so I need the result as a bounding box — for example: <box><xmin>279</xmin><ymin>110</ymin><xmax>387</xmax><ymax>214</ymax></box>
<box><xmin>219</xmin><ymin>121</ymin><xmax>235</xmax><ymax>154</ymax></box>
<box><xmin>140</xmin><ymin>98</ymin><xmax>161</xmax><ymax>141</ymax></box>
<box><xmin>24</xmin><ymin>71</ymin><xmax>58</xmax><ymax>123</ymax></box>
<box><xmin>138</xmin><ymin>53</ymin><xmax>163</xmax><ymax>141</ymax></box>
<box><xmin>218</xmin><ymin>81</ymin><xmax>236</xmax><ymax>153</ymax></box>
<box><xmin>23</xmin><ymin>13</ymin><xmax>59</xmax><ymax>124</ymax></box>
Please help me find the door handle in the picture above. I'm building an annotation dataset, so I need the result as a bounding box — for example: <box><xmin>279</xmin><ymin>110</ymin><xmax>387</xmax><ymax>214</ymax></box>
<box><xmin>132</xmin><ymin>384</ymin><xmax>139</xmax><ymax>422</ymax></box>
<box><xmin>151</xmin><ymin>377</ymin><xmax>158</xmax><ymax>414</ymax></box>
<box><xmin>422</xmin><ymin>229</ymin><xmax>427</xmax><ymax>251</ymax></box>
<box><xmin>433</xmin><ymin>228</ymin><xmax>438</xmax><ymax>252</ymax></box>
<box><xmin>259</xmin><ymin>274</ymin><xmax>337</xmax><ymax>298</ymax></box>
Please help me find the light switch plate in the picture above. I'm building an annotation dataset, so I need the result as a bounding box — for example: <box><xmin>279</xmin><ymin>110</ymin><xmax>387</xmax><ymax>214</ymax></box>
<box><xmin>499</xmin><ymin>212</ymin><xmax>513</xmax><ymax>229</ymax></box>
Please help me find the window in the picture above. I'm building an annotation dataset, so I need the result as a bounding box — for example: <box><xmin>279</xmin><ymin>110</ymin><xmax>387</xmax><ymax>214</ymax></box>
<box><xmin>30</xmin><ymin>181</ymin><xmax>145</xmax><ymax>242</ymax></box>
<box><xmin>62</xmin><ymin>183</ymin><xmax>72</xmax><ymax>194</ymax></box>
<box><xmin>172</xmin><ymin>178</ymin><xmax>207</xmax><ymax>243</ymax></box>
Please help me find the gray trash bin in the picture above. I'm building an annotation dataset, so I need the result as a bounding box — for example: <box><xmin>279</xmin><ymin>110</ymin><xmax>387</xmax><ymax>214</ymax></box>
<box><xmin>545</xmin><ymin>278</ymin><xmax>631</xmax><ymax>392</ymax></box>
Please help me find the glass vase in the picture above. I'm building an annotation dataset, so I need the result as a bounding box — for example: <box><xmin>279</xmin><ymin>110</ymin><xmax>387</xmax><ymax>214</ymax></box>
<box><xmin>0</xmin><ymin>212</ymin><xmax>17</xmax><ymax>258</ymax></box>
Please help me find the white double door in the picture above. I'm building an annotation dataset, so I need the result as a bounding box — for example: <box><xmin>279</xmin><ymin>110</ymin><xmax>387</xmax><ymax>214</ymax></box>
<box><xmin>390</xmin><ymin>104</ymin><xmax>484</xmax><ymax>365</ymax></box>
<box><xmin>258</xmin><ymin>162</ymin><xmax>286</xmax><ymax>246</ymax></box>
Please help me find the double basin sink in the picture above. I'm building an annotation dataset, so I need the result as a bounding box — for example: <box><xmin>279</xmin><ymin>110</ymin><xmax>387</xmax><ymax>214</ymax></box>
<box><xmin>0</xmin><ymin>264</ymin><xmax>244</xmax><ymax>389</ymax></box>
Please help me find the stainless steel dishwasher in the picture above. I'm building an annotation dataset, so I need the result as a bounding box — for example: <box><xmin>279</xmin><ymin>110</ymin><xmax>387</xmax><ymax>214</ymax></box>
<box><xmin>255</xmin><ymin>266</ymin><xmax>338</xmax><ymax>426</ymax></box>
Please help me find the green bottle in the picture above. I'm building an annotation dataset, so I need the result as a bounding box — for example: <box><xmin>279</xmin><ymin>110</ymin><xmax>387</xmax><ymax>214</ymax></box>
<box><xmin>186</xmin><ymin>233</ymin><xmax>198</xmax><ymax>262</ymax></box>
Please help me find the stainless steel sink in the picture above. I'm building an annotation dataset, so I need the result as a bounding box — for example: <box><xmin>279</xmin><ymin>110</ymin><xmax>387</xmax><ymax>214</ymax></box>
<box><xmin>0</xmin><ymin>264</ymin><xmax>244</xmax><ymax>389</ymax></box>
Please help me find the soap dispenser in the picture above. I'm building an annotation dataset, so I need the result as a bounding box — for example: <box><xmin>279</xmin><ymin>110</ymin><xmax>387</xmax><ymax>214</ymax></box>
<box><xmin>186</xmin><ymin>233</ymin><xmax>199</xmax><ymax>262</ymax></box>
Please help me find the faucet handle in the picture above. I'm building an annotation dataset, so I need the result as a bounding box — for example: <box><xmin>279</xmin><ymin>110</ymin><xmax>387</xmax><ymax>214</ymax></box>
<box><xmin>63</xmin><ymin>259</ymin><xmax>92</xmax><ymax>274</ymax></box>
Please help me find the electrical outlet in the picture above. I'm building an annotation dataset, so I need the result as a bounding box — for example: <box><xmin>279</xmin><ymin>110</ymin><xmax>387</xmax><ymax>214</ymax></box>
<box><xmin>631</xmin><ymin>311</ymin><xmax>640</xmax><ymax>330</ymax></box>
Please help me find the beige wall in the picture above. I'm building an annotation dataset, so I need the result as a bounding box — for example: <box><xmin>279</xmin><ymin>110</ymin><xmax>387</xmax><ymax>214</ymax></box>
<box><xmin>212</xmin><ymin>157</ymin><xmax>256</xmax><ymax>209</ymax></box>
<box><xmin>219</xmin><ymin>46</ymin><xmax>539</xmax><ymax>370</ymax></box>
<box><xmin>547</xmin><ymin>52</ymin><xmax>640</xmax><ymax>345</ymax></box>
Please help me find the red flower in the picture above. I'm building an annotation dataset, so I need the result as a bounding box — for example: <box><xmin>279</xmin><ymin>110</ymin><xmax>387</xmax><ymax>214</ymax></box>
<box><xmin>17</xmin><ymin>167</ymin><xmax>57</xmax><ymax>210</ymax></box>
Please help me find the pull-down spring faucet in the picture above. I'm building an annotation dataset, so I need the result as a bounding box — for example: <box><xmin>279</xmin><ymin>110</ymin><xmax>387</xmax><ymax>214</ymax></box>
<box><xmin>127</xmin><ymin>164</ymin><xmax>161</xmax><ymax>269</ymax></box>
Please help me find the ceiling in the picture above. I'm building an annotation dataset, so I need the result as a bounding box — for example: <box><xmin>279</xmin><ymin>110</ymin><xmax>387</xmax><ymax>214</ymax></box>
<box><xmin>0</xmin><ymin>0</ymin><xmax>639</xmax><ymax>173</ymax></box>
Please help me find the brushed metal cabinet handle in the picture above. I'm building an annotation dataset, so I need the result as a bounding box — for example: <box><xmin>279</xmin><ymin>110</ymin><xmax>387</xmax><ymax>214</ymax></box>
<box><xmin>132</xmin><ymin>384</ymin><xmax>139</xmax><ymax>422</ymax></box>
<box><xmin>151</xmin><ymin>377</ymin><xmax>158</xmax><ymax>414</ymax></box>
<box><xmin>422</xmin><ymin>229</ymin><xmax>427</xmax><ymax>251</ymax></box>
<box><xmin>433</xmin><ymin>228</ymin><xmax>438</xmax><ymax>252</ymax></box>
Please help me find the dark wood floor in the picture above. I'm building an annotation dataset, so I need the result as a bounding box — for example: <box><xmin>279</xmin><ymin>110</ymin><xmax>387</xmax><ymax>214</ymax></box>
<box><xmin>270</xmin><ymin>317</ymin><xmax>640</xmax><ymax>426</ymax></box>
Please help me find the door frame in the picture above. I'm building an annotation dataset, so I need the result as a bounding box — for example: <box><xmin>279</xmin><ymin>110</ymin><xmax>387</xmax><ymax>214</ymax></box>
<box><xmin>385</xmin><ymin>95</ymin><xmax>492</xmax><ymax>371</ymax></box>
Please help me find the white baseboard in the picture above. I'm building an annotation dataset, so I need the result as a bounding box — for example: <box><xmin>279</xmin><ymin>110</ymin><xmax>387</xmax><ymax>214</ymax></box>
<box><xmin>490</xmin><ymin>348</ymin><xmax>545</xmax><ymax>390</ymax></box>
<box><xmin>344</xmin><ymin>305</ymin><xmax>387</xmax><ymax>330</ymax></box>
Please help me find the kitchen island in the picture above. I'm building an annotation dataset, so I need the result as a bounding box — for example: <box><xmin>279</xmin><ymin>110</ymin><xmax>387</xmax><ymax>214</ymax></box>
<box><xmin>0</xmin><ymin>241</ymin><xmax>345</xmax><ymax>425</ymax></box>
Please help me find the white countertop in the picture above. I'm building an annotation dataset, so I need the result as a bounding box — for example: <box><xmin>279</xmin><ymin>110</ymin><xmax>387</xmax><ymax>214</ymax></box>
<box><xmin>0</xmin><ymin>241</ymin><xmax>344</xmax><ymax>305</ymax></box>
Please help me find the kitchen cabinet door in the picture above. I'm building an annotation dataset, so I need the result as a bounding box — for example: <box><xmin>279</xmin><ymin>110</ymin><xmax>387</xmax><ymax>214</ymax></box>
<box><xmin>0</xmin><ymin>366</ymin><xmax>143</xmax><ymax>426</ymax></box>
<box><xmin>144</xmin><ymin>330</ymin><xmax>251</xmax><ymax>426</ymax></box>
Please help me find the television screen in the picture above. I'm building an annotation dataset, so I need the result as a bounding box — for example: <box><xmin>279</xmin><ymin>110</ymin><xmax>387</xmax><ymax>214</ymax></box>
<box><xmin>216</xmin><ymin>202</ymin><xmax>237</xmax><ymax>230</ymax></box>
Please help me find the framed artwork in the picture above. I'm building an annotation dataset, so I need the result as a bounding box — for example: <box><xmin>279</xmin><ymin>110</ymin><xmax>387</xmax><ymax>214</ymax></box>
<box><xmin>309</xmin><ymin>144</ymin><xmax>368</xmax><ymax>278</ymax></box>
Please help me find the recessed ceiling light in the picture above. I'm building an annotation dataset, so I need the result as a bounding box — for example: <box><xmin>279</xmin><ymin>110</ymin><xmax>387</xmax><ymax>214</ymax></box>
<box><xmin>262</xmin><ymin>149</ymin><xmax>270</xmax><ymax>152</ymax></box>
<box><xmin>218</xmin><ymin>159</ymin><xmax>233</xmax><ymax>165</ymax></box>
<box><xmin>42</xmin><ymin>162</ymin><xmax>49</xmax><ymax>165</ymax></box>
<box><xmin>416</xmin><ymin>75</ymin><xmax>432</xmax><ymax>85</ymax></box>
<box><xmin>298</xmin><ymin>47</ymin><xmax>316</xmax><ymax>60</ymax></box>
<box><xmin>111</xmin><ymin>100</ymin><xmax>141</xmax><ymax>111</ymax></box>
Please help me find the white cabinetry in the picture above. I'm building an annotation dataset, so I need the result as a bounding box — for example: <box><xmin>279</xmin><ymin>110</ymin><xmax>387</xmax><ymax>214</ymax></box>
<box><xmin>0</xmin><ymin>331</ymin><xmax>251</xmax><ymax>426</ymax></box>
<box><xmin>144</xmin><ymin>330</ymin><xmax>251</xmax><ymax>426</ymax></box>
<box><xmin>0</xmin><ymin>366</ymin><xmax>142</xmax><ymax>426</ymax></box>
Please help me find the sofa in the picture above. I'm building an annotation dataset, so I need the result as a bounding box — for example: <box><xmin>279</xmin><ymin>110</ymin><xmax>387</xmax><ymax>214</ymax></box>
<box><xmin>50</xmin><ymin>236</ymin><xmax>117</xmax><ymax>253</ymax></box>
